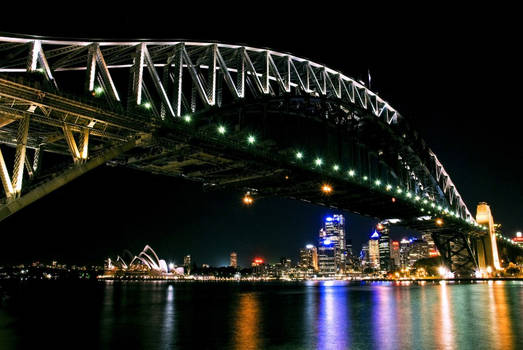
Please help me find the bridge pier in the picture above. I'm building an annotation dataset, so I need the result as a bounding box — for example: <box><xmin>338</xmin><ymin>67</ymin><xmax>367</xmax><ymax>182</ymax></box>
<box><xmin>475</xmin><ymin>202</ymin><xmax>501</xmax><ymax>271</ymax></box>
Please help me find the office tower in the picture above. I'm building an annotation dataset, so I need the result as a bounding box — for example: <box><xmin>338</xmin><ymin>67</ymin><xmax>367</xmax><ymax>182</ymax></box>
<box><xmin>318</xmin><ymin>214</ymin><xmax>347</xmax><ymax>275</ymax></box>
<box><xmin>300</xmin><ymin>245</ymin><xmax>318</xmax><ymax>271</ymax></box>
<box><xmin>376</xmin><ymin>222</ymin><xmax>391</xmax><ymax>272</ymax></box>
<box><xmin>230</xmin><ymin>252</ymin><xmax>238</xmax><ymax>268</ymax></box>
<box><xmin>369</xmin><ymin>230</ymin><xmax>380</xmax><ymax>270</ymax></box>
<box><xmin>184</xmin><ymin>254</ymin><xmax>191</xmax><ymax>275</ymax></box>
<box><xmin>391</xmin><ymin>240</ymin><xmax>400</xmax><ymax>268</ymax></box>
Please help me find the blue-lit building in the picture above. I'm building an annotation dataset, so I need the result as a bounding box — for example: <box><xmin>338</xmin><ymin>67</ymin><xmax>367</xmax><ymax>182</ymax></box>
<box><xmin>318</xmin><ymin>214</ymin><xmax>347</xmax><ymax>276</ymax></box>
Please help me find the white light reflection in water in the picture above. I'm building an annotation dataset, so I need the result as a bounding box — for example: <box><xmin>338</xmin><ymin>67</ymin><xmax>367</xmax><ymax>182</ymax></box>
<box><xmin>160</xmin><ymin>284</ymin><xmax>175</xmax><ymax>349</ymax></box>
<box><xmin>317</xmin><ymin>281</ymin><xmax>349</xmax><ymax>350</ymax></box>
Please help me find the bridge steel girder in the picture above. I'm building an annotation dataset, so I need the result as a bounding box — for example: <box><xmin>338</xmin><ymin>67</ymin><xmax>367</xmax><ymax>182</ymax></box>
<box><xmin>432</xmin><ymin>230</ymin><xmax>478</xmax><ymax>277</ymax></box>
<box><xmin>0</xmin><ymin>136</ymin><xmax>144</xmax><ymax>222</ymax></box>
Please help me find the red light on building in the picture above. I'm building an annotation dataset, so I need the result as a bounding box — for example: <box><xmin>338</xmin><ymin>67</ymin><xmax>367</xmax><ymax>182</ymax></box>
<box><xmin>252</xmin><ymin>258</ymin><xmax>264</xmax><ymax>266</ymax></box>
<box><xmin>377</xmin><ymin>223</ymin><xmax>385</xmax><ymax>230</ymax></box>
<box><xmin>429</xmin><ymin>249</ymin><xmax>440</xmax><ymax>257</ymax></box>
<box><xmin>392</xmin><ymin>241</ymin><xmax>399</xmax><ymax>247</ymax></box>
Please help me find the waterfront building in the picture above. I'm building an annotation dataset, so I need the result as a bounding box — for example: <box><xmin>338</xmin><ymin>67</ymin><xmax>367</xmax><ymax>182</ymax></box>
<box><xmin>408</xmin><ymin>238</ymin><xmax>429</xmax><ymax>267</ymax></box>
<box><xmin>230</xmin><ymin>252</ymin><xmax>238</xmax><ymax>268</ymax></box>
<box><xmin>369</xmin><ymin>230</ymin><xmax>380</xmax><ymax>270</ymax></box>
<box><xmin>391</xmin><ymin>240</ymin><xmax>400</xmax><ymax>268</ymax></box>
<box><xmin>299</xmin><ymin>245</ymin><xmax>318</xmax><ymax>271</ymax></box>
<box><xmin>422</xmin><ymin>233</ymin><xmax>439</xmax><ymax>257</ymax></box>
<box><xmin>318</xmin><ymin>214</ymin><xmax>347</xmax><ymax>275</ymax></box>
<box><xmin>184</xmin><ymin>255</ymin><xmax>191</xmax><ymax>275</ymax></box>
<box><xmin>360</xmin><ymin>244</ymin><xmax>369</xmax><ymax>267</ymax></box>
<box><xmin>400</xmin><ymin>238</ymin><xmax>411</xmax><ymax>269</ymax></box>
<box><xmin>377</xmin><ymin>222</ymin><xmax>392</xmax><ymax>272</ymax></box>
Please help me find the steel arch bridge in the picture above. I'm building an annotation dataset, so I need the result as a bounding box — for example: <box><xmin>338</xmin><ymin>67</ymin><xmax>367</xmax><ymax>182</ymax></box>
<box><xmin>0</xmin><ymin>34</ymin><xmax>506</xmax><ymax>276</ymax></box>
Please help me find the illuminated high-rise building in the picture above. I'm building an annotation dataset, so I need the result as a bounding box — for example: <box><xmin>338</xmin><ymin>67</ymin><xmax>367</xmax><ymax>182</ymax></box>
<box><xmin>184</xmin><ymin>254</ymin><xmax>191</xmax><ymax>275</ymax></box>
<box><xmin>369</xmin><ymin>230</ymin><xmax>380</xmax><ymax>270</ymax></box>
<box><xmin>318</xmin><ymin>214</ymin><xmax>347</xmax><ymax>275</ymax></box>
<box><xmin>391</xmin><ymin>240</ymin><xmax>400</xmax><ymax>268</ymax></box>
<box><xmin>377</xmin><ymin>222</ymin><xmax>392</xmax><ymax>272</ymax></box>
<box><xmin>230</xmin><ymin>252</ymin><xmax>238</xmax><ymax>268</ymax></box>
<box><xmin>300</xmin><ymin>244</ymin><xmax>318</xmax><ymax>271</ymax></box>
<box><xmin>400</xmin><ymin>238</ymin><xmax>411</xmax><ymax>269</ymax></box>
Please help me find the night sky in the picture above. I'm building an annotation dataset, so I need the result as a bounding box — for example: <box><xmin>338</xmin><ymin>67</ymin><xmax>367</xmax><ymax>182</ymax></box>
<box><xmin>1</xmin><ymin>6</ymin><xmax>521</xmax><ymax>267</ymax></box>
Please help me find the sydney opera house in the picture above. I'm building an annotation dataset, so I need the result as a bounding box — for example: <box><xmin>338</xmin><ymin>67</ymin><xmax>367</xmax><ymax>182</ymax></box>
<box><xmin>100</xmin><ymin>245</ymin><xmax>184</xmax><ymax>279</ymax></box>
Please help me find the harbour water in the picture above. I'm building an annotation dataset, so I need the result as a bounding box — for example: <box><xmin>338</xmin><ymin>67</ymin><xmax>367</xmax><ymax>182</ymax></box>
<box><xmin>0</xmin><ymin>280</ymin><xmax>522</xmax><ymax>349</ymax></box>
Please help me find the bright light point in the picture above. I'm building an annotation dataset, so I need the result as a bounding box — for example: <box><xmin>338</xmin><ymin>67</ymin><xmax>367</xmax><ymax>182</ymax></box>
<box><xmin>486</xmin><ymin>266</ymin><xmax>492</xmax><ymax>274</ymax></box>
<box><xmin>94</xmin><ymin>86</ymin><xmax>103</xmax><ymax>94</ymax></box>
<box><xmin>386</xmin><ymin>184</ymin><xmax>392</xmax><ymax>191</ymax></box>
<box><xmin>323</xmin><ymin>239</ymin><xmax>331</xmax><ymax>245</ymax></box>
<box><xmin>436</xmin><ymin>218</ymin><xmax>444</xmax><ymax>226</ymax></box>
<box><xmin>183</xmin><ymin>115</ymin><xmax>191</xmax><ymax>122</ymax></box>
<box><xmin>438</xmin><ymin>266</ymin><xmax>447</xmax><ymax>277</ymax></box>
<box><xmin>406</xmin><ymin>192</ymin><xmax>412</xmax><ymax>198</ymax></box>
<box><xmin>217</xmin><ymin>125</ymin><xmax>226</xmax><ymax>134</ymax></box>
<box><xmin>422</xmin><ymin>199</ymin><xmax>428</xmax><ymax>204</ymax></box>
<box><xmin>437</xmin><ymin>205</ymin><xmax>442</xmax><ymax>210</ymax></box>
<box><xmin>375</xmin><ymin>180</ymin><xmax>381</xmax><ymax>186</ymax></box>
<box><xmin>431</xmin><ymin>203</ymin><xmax>435</xmax><ymax>208</ymax></box>
<box><xmin>306</xmin><ymin>244</ymin><xmax>314</xmax><ymax>249</ymax></box>
<box><xmin>348</xmin><ymin>170</ymin><xmax>355</xmax><ymax>177</ymax></box>
<box><xmin>333</xmin><ymin>165</ymin><xmax>339</xmax><ymax>171</ymax></box>
<box><xmin>243</xmin><ymin>194</ymin><xmax>254</xmax><ymax>205</ymax></box>
<box><xmin>247</xmin><ymin>135</ymin><xmax>256</xmax><ymax>144</ymax></box>
<box><xmin>321</xmin><ymin>184</ymin><xmax>333</xmax><ymax>194</ymax></box>
<box><xmin>37</xmin><ymin>68</ymin><xmax>44</xmax><ymax>73</ymax></box>
<box><xmin>315</xmin><ymin>158</ymin><xmax>323</xmax><ymax>166</ymax></box>
<box><xmin>516</xmin><ymin>231</ymin><xmax>522</xmax><ymax>238</ymax></box>
<box><xmin>415</xmin><ymin>196</ymin><xmax>420</xmax><ymax>201</ymax></box>
<box><xmin>296</xmin><ymin>151</ymin><xmax>303</xmax><ymax>159</ymax></box>
<box><xmin>363</xmin><ymin>176</ymin><xmax>368</xmax><ymax>181</ymax></box>
<box><xmin>396</xmin><ymin>187</ymin><xmax>402</xmax><ymax>193</ymax></box>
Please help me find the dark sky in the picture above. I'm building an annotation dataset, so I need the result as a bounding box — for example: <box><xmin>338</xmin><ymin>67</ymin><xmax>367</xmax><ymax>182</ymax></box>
<box><xmin>1</xmin><ymin>6</ymin><xmax>521</xmax><ymax>267</ymax></box>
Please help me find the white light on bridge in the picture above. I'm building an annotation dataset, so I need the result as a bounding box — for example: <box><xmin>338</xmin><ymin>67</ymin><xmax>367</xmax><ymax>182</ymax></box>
<box><xmin>217</xmin><ymin>125</ymin><xmax>226</xmax><ymax>134</ymax></box>
<box><xmin>333</xmin><ymin>164</ymin><xmax>339</xmax><ymax>171</ymax></box>
<box><xmin>396</xmin><ymin>188</ymin><xmax>402</xmax><ymax>194</ymax></box>
<box><xmin>406</xmin><ymin>192</ymin><xmax>412</xmax><ymax>198</ymax></box>
<box><xmin>374</xmin><ymin>179</ymin><xmax>381</xmax><ymax>186</ymax></box>
<box><xmin>315</xmin><ymin>158</ymin><xmax>323</xmax><ymax>166</ymax></box>
<box><xmin>183</xmin><ymin>115</ymin><xmax>191</xmax><ymax>122</ymax></box>
<box><xmin>94</xmin><ymin>86</ymin><xmax>103</xmax><ymax>95</ymax></box>
<box><xmin>386</xmin><ymin>184</ymin><xmax>392</xmax><ymax>191</ymax></box>
<box><xmin>348</xmin><ymin>170</ymin><xmax>355</xmax><ymax>177</ymax></box>
<box><xmin>414</xmin><ymin>196</ymin><xmax>420</xmax><ymax>201</ymax></box>
<box><xmin>296</xmin><ymin>151</ymin><xmax>303</xmax><ymax>159</ymax></box>
<box><xmin>247</xmin><ymin>135</ymin><xmax>255</xmax><ymax>144</ymax></box>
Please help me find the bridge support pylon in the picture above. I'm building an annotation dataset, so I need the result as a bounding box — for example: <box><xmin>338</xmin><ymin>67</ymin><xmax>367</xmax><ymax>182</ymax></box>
<box><xmin>475</xmin><ymin>202</ymin><xmax>501</xmax><ymax>271</ymax></box>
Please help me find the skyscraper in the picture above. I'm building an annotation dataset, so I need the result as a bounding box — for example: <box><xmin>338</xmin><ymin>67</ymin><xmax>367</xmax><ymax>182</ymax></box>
<box><xmin>369</xmin><ymin>230</ymin><xmax>380</xmax><ymax>270</ymax></box>
<box><xmin>377</xmin><ymin>222</ymin><xmax>392</xmax><ymax>272</ymax></box>
<box><xmin>299</xmin><ymin>244</ymin><xmax>318</xmax><ymax>271</ymax></box>
<box><xmin>318</xmin><ymin>214</ymin><xmax>347</xmax><ymax>276</ymax></box>
<box><xmin>391</xmin><ymin>240</ymin><xmax>400</xmax><ymax>268</ymax></box>
<box><xmin>184</xmin><ymin>254</ymin><xmax>191</xmax><ymax>275</ymax></box>
<box><xmin>230</xmin><ymin>252</ymin><xmax>237</xmax><ymax>268</ymax></box>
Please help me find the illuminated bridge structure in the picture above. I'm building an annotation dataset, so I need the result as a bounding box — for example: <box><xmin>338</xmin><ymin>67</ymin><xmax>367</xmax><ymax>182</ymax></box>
<box><xmin>0</xmin><ymin>34</ymin><xmax>518</xmax><ymax>276</ymax></box>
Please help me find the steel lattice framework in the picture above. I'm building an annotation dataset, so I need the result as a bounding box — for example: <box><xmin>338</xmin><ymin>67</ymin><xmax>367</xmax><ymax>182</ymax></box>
<box><xmin>0</xmin><ymin>33</ymin><xmax>499</xmax><ymax>275</ymax></box>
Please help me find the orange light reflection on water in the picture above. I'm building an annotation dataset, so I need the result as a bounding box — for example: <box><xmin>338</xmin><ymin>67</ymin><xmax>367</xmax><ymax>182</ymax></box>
<box><xmin>234</xmin><ymin>293</ymin><xmax>261</xmax><ymax>350</ymax></box>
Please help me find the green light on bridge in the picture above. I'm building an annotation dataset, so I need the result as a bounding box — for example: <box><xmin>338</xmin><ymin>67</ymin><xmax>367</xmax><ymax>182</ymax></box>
<box><xmin>374</xmin><ymin>179</ymin><xmax>381</xmax><ymax>186</ymax></box>
<box><xmin>333</xmin><ymin>165</ymin><xmax>339</xmax><ymax>171</ymax></box>
<box><xmin>396</xmin><ymin>188</ymin><xmax>402</xmax><ymax>194</ymax></box>
<box><xmin>183</xmin><ymin>115</ymin><xmax>192</xmax><ymax>122</ymax></box>
<box><xmin>348</xmin><ymin>170</ymin><xmax>355</xmax><ymax>177</ymax></box>
<box><xmin>363</xmin><ymin>176</ymin><xmax>368</xmax><ymax>181</ymax></box>
<box><xmin>386</xmin><ymin>184</ymin><xmax>392</xmax><ymax>191</ymax></box>
<box><xmin>295</xmin><ymin>151</ymin><xmax>303</xmax><ymax>159</ymax></box>
<box><xmin>315</xmin><ymin>158</ymin><xmax>323</xmax><ymax>166</ymax></box>
<box><xmin>217</xmin><ymin>125</ymin><xmax>226</xmax><ymax>134</ymax></box>
<box><xmin>94</xmin><ymin>86</ymin><xmax>104</xmax><ymax>95</ymax></box>
<box><xmin>247</xmin><ymin>135</ymin><xmax>256</xmax><ymax>144</ymax></box>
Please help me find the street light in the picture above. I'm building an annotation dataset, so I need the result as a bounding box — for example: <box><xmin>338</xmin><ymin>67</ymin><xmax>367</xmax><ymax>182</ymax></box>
<box><xmin>321</xmin><ymin>184</ymin><xmax>333</xmax><ymax>194</ymax></box>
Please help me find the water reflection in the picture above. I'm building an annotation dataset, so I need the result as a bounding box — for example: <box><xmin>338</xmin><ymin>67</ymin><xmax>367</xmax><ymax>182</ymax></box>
<box><xmin>317</xmin><ymin>281</ymin><xmax>349</xmax><ymax>349</ymax></box>
<box><xmin>160</xmin><ymin>285</ymin><xmax>175</xmax><ymax>349</ymax></box>
<box><xmin>435</xmin><ymin>282</ymin><xmax>454</xmax><ymax>349</ymax></box>
<box><xmin>488</xmin><ymin>282</ymin><xmax>514</xmax><ymax>350</ymax></box>
<box><xmin>372</xmin><ymin>283</ymin><xmax>397</xmax><ymax>350</ymax></box>
<box><xmin>234</xmin><ymin>292</ymin><xmax>261</xmax><ymax>350</ymax></box>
